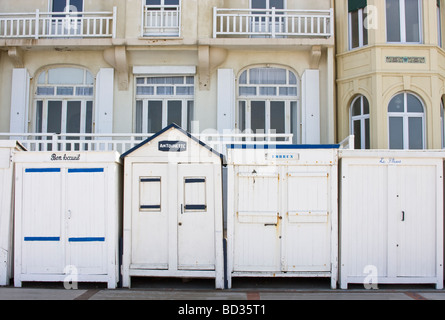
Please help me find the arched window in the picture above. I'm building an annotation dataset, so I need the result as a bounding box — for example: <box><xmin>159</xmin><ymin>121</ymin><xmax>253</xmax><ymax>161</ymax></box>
<box><xmin>34</xmin><ymin>67</ymin><xmax>94</xmax><ymax>149</ymax></box>
<box><xmin>388</xmin><ymin>92</ymin><xmax>425</xmax><ymax>150</ymax></box>
<box><xmin>350</xmin><ymin>95</ymin><xmax>370</xmax><ymax>149</ymax></box>
<box><xmin>237</xmin><ymin>66</ymin><xmax>299</xmax><ymax>143</ymax></box>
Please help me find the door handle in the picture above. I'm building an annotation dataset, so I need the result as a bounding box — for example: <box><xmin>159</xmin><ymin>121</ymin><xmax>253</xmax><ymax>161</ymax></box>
<box><xmin>67</xmin><ymin>210</ymin><xmax>72</xmax><ymax>219</ymax></box>
<box><xmin>181</xmin><ymin>204</ymin><xmax>183</xmax><ymax>214</ymax></box>
<box><xmin>401</xmin><ymin>211</ymin><xmax>405</xmax><ymax>222</ymax></box>
<box><xmin>264</xmin><ymin>223</ymin><xmax>278</xmax><ymax>227</ymax></box>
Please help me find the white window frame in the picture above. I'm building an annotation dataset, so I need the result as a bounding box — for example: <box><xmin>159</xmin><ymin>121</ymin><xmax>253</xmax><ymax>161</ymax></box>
<box><xmin>386</xmin><ymin>0</ymin><xmax>423</xmax><ymax>44</ymax></box>
<box><xmin>34</xmin><ymin>67</ymin><xmax>94</xmax><ymax>136</ymax></box>
<box><xmin>349</xmin><ymin>7</ymin><xmax>368</xmax><ymax>50</ymax></box>
<box><xmin>387</xmin><ymin>92</ymin><xmax>426</xmax><ymax>150</ymax></box>
<box><xmin>142</xmin><ymin>0</ymin><xmax>181</xmax><ymax>37</ymax></box>
<box><xmin>135</xmin><ymin>75</ymin><xmax>194</xmax><ymax>134</ymax></box>
<box><xmin>237</xmin><ymin>66</ymin><xmax>299</xmax><ymax>142</ymax></box>
<box><xmin>350</xmin><ymin>95</ymin><xmax>370</xmax><ymax>149</ymax></box>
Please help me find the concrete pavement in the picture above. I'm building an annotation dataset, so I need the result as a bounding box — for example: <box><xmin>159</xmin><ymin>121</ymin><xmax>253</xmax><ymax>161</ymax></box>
<box><xmin>1</xmin><ymin>277</ymin><xmax>445</xmax><ymax>300</ymax></box>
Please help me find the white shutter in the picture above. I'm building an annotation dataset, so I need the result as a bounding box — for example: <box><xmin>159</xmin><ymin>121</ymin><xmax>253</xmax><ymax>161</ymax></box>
<box><xmin>217</xmin><ymin>69</ymin><xmax>235</xmax><ymax>134</ymax></box>
<box><xmin>95</xmin><ymin>68</ymin><xmax>114</xmax><ymax>134</ymax></box>
<box><xmin>10</xmin><ymin>69</ymin><xmax>30</xmax><ymax>135</ymax></box>
<box><xmin>301</xmin><ymin>70</ymin><xmax>320</xmax><ymax>144</ymax></box>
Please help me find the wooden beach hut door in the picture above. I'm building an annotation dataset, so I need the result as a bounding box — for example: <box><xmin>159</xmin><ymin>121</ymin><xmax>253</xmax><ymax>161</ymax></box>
<box><xmin>177</xmin><ymin>164</ymin><xmax>215</xmax><ymax>271</ymax></box>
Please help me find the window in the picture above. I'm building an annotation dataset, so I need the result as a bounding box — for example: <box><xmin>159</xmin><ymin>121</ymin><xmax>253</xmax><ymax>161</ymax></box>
<box><xmin>238</xmin><ymin>67</ymin><xmax>299</xmax><ymax>143</ymax></box>
<box><xmin>143</xmin><ymin>0</ymin><xmax>181</xmax><ymax>37</ymax></box>
<box><xmin>135</xmin><ymin>76</ymin><xmax>194</xmax><ymax>134</ymax></box>
<box><xmin>35</xmin><ymin>67</ymin><xmax>94</xmax><ymax>150</ymax></box>
<box><xmin>386</xmin><ymin>0</ymin><xmax>422</xmax><ymax>43</ymax></box>
<box><xmin>349</xmin><ymin>0</ymin><xmax>368</xmax><ymax>49</ymax></box>
<box><xmin>140</xmin><ymin>177</ymin><xmax>161</xmax><ymax>212</ymax></box>
<box><xmin>183</xmin><ymin>177</ymin><xmax>207</xmax><ymax>212</ymax></box>
<box><xmin>388</xmin><ymin>92</ymin><xmax>425</xmax><ymax>150</ymax></box>
<box><xmin>350</xmin><ymin>95</ymin><xmax>370</xmax><ymax>149</ymax></box>
<box><xmin>250</xmin><ymin>0</ymin><xmax>285</xmax><ymax>38</ymax></box>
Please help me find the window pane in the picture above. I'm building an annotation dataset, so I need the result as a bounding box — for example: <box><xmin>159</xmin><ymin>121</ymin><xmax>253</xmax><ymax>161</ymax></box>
<box><xmin>48</xmin><ymin>68</ymin><xmax>84</xmax><ymax>85</ymax></box>
<box><xmin>239</xmin><ymin>101</ymin><xmax>246</xmax><ymax>132</ymax></box>
<box><xmin>353</xmin><ymin>119</ymin><xmax>362</xmax><ymax>149</ymax></box>
<box><xmin>405</xmin><ymin>0</ymin><xmax>420</xmax><ymax>42</ymax></box>
<box><xmin>352</xmin><ymin>97</ymin><xmax>362</xmax><ymax>116</ymax></box>
<box><xmin>148</xmin><ymin>101</ymin><xmax>163</xmax><ymax>133</ymax></box>
<box><xmin>85</xmin><ymin>101</ymin><xmax>93</xmax><ymax>134</ymax></box>
<box><xmin>69</xmin><ymin>0</ymin><xmax>83</xmax><ymax>12</ymax></box>
<box><xmin>239</xmin><ymin>87</ymin><xmax>257</xmax><ymax>96</ymax></box>
<box><xmin>365</xmin><ymin>118</ymin><xmax>370</xmax><ymax>149</ymax></box>
<box><xmin>137</xmin><ymin>86</ymin><xmax>154</xmax><ymax>95</ymax></box>
<box><xmin>167</xmin><ymin>101</ymin><xmax>182</xmax><ymax>127</ymax></box>
<box><xmin>269</xmin><ymin>0</ymin><xmax>284</xmax><ymax>9</ymax></box>
<box><xmin>408</xmin><ymin>117</ymin><xmax>423</xmax><ymax>149</ymax></box>
<box><xmin>389</xmin><ymin>116</ymin><xmax>404</xmax><ymax>149</ymax></box>
<box><xmin>36</xmin><ymin>101</ymin><xmax>43</xmax><ymax>133</ymax></box>
<box><xmin>363</xmin><ymin>10</ymin><xmax>369</xmax><ymax>45</ymax></box>
<box><xmin>259</xmin><ymin>87</ymin><xmax>276</xmax><ymax>96</ymax></box>
<box><xmin>47</xmin><ymin>101</ymin><xmax>62</xmax><ymax>134</ymax></box>
<box><xmin>52</xmin><ymin>0</ymin><xmax>67</xmax><ymax>12</ymax></box>
<box><xmin>135</xmin><ymin>101</ymin><xmax>143</xmax><ymax>134</ymax></box>
<box><xmin>407</xmin><ymin>94</ymin><xmax>423</xmax><ymax>113</ymax></box>
<box><xmin>350</xmin><ymin>10</ymin><xmax>360</xmax><ymax>48</ymax></box>
<box><xmin>187</xmin><ymin>101</ymin><xmax>194</xmax><ymax>132</ymax></box>
<box><xmin>388</xmin><ymin>93</ymin><xmax>404</xmax><ymax>112</ymax></box>
<box><xmin>363</xmin><ymin>96</ymin><xmax>370</xmax><ymax>114</ymax></box>
<box><xmin>164</xmin><ymin>0</ymin><xmax>179</xmax><ymax>5</ymax></box>
<box><xmin>250</xmin><ymin>68</ymin><xmax>287</xmax><ymax>85</ymax></box>
<box><xmin>386</xmin><ymin>0</ymin><xmax>401</xmax><ymax>42</ymax></box>
<box><xmin>147</xmin><ymin>0</ymin><xmax>161</xmax><ymax>5</ymax></box>
<box><xmin>57</xmin><ymin>87</ymin><xmax>74</xmax><ymax>96</ymax></box>
<box><xmin>270</xmin><ymin>101</ymin><xmax>285</xmax><ymax>135</ymax></box>
<box><xmin>252</xmin><ymin>0</ymin><xmax>267</xmax><ymax>9</ymax></box>
<box><xmin>251</xmin><ymin>101</ymin><xmax>266</xmax><ymax>134</ymax></box>
<box><xmin>66</xmin><ymin>101</ymin><xmax>81</xmax><ymax>134</ymax></box>
<box><xmin>291</xmin><ymin>101</ymin><xmax>298</xmax><ymax>144</ymax></box>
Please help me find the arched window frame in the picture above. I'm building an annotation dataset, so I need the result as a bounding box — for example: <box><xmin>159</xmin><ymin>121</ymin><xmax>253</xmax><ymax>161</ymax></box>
<box><xmin>350</xmin><ymin>95</ymin><xmax>370</xmax><ymax>149</ymax></box>
<box><xmin>33</xmin><ymin>67</ymin><xmax>95</xmax><ymax>146</ymax></box>
<box><xmin>236</xmin><ymin>65</ymin><xmax>300</xmax><ymax>143</ymax></box>
<box><xmin>387</xmin><ymin>92</ymin><xmax>426</xmax><ymax>150</ymax></box>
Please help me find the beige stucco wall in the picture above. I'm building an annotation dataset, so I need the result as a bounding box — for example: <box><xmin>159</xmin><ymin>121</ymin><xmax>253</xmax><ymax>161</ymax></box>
<box><xmin>336</xmin><ymin>0</ymin><xmax>445</xmax><ymax>149</ymax></box>
<box><xmin>0</xmin><ymin>0</ymin><xmax>335</xmax><ymax>144</ymax></box>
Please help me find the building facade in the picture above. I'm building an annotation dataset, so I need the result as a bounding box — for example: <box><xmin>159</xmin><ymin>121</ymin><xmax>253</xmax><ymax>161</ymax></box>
<box><xmin>336</xmin><ymin>0</ymin><xmax>445</xmax><ymax>150</ymax></box>
<box><xmin>0</xmin><ymin>0</ymin><xmax>336</xmax><ymax>153</ymax></box>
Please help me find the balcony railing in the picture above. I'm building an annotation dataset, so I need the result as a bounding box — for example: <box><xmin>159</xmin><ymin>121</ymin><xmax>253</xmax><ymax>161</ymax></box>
<box><xmin>0</xmin><ymin>8</ymin><xmax>116</xmax><ymax>39</ymax></box>
<box><xmin>213</xmin><ymin>7</ymin><xmax>333</xmax><ymax>39</ymax></box>
<box><xmin>142</xmin><ymin>5</ymin><xmax>181</xmax><ymax>37</ymax></box>
<box><xmin>0</xmin><ymin>132</ymin><xmax>293</xmax><ymax>157</ymax></box>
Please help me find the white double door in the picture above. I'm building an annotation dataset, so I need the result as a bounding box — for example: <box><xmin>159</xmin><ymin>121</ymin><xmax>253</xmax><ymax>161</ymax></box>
<box><xmin>131</xmin><ymin>163</ymin><xmax>216</xmax><ymax>271</ymax></box>
<box><xmin>20</xmin><ymin>167</ymin><xmax>107</xmax><ymax>275</ymax></box>
<box><xmin>233</xmin><ymin>165</ymin><xmax>332</xmax><ymax>273</ymax></box>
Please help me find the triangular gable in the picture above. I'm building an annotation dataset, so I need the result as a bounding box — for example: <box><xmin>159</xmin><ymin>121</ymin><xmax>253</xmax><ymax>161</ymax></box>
<box><xmin>120</xmin><ymin>123</ymin><xmax>224</xmax><ymax>162</ymax></box>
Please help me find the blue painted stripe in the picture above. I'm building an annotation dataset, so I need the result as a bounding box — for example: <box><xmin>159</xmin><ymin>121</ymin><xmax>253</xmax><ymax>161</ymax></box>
<box><xmin>25</xmin><ymin>168</ymin><xmax>61</xmax><ymax>173</ymax></box>
<box><xmin>68</xmin><ymin>168</ymin><xmax>104</xmax><ymax>173</ymax></box>
<box><xmin>68</xmin><ymin>237</ymin><xmax>105</xmax><ymax>242</ymax></box>
<box><xmin>227</xmin><ymin>144</ymin><xmax>340</xmax><ymax>150</ymax></box>
<box><xmin>24</xmin><ymin>237</ymin><xmax>60</xmax><ymax>242</ymax></box>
